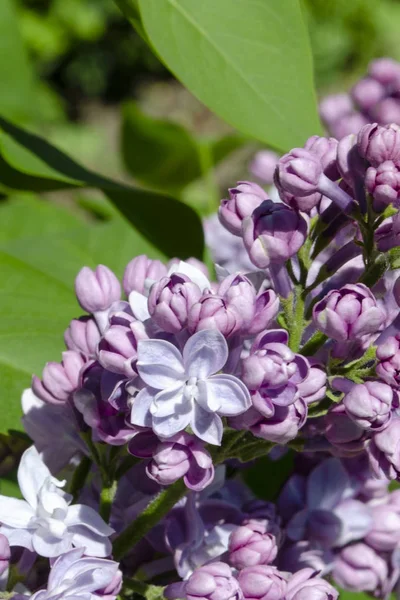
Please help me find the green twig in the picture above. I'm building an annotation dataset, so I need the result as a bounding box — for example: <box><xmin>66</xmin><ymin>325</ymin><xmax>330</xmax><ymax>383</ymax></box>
<box><xmin>100</xmin><ymin>479</ymin><xmax>118</xmax><ymax>523</ymax></box>
<box><xmin>300</xmin><ymin>331</ymin><xmax>328</xmax><ymax>356</ymax></box>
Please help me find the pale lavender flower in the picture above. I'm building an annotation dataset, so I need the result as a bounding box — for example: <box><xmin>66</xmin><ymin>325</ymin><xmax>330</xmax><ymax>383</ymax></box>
<box><xmin>332</xmin><ymin>543</ymin><xmax>388</xmax><ymax>595</ymax></box>
<box><xmin>219</xmin><ymin>181</ymin><xmax>266</xmax><ymax>236</ymax></box>
<box><xmin>357</xmin><ymin>123</ymin><xmax>400</xmax><ymax>166</ymax></box>
<box><xmin>130</xmin><ymin>329</ymin><xmax>251</xmax><ymax>445</ymax></box>
<box><xmin>32</xmin><ymin>351</ymin><xmax>86</xmax><ymax>405</ymax></box>
<box><xmin>29</xmin><ymin>548</ymin><xmax>121</xmax><ymax>600</ymax></box>
<box><xmin>365</xmin><ymin>160</ymin><xmax>400</xmax><ymax>206</ymax></box>
<box><xmin>368</xmin><ymin>416</ymin><xmax>400</xmax><ymax>480</ymax></box>
<box><xmin>165</xmin><ymin>562</ymin><xmax>241</xmax><ymax>600</ymax></box>
<box><xmin>123</xmin><ymin>255</ymin><xmax>167</xmax><ymax>296</ymax></box>
<box><xmin>286</xmin><ymin>568</ymin><xmax>338</xmax><ymax>600</ymax></box>
<box><xmin>0</xmin><ymin>533</ymin><xmax>10</xmax><ymax>588</ymax></box>
<box><xmin>148</xmin><ymin>273</ymin><xmax>202</xmax><ymax>333</ymax></box>
<box><xmin>237</xmin><ymin>565</ymin><xmax>287</xmax><ymax>600</ymax></box>
<box><xmin>365</xmin><ymin>490</ymin><xmax>400</xmax><ymax>551</ymax></box>
<box><xmin>343</xmin><ymin>381</ymin><xmax>395</xmax><ymax>431</ymax></box>
<box><xmin>228</xmin><ymin>520</ymin><xmax>277</xmax><ymax>569</ymax></box>
<box><xmin>377</xmin><ymin>334</ymin><xmax>400</xmax><ymax>387</ymax></box>
<box><xmin>64</xmin><ymin>317</ymin><xmax>101</xmax><ymax>359</ymax></box>
<box><xmin>0</xmin><ymin>447</ymin><xmax>114</xmax><ymax>558</ymax></box>
<box><xmin>75</xmin><ymin>265</ymin><xmax>121</xmax><ymax>332</ymax></box>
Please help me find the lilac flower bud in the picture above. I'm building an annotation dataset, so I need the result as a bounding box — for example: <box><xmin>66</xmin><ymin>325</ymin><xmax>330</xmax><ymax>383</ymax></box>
<box><xmin>375</xmin><ymin>213</ymin><xmax>400</xmax><ymax>251</ymax></box>
<box><xmin>241</xmin><ymin>399</ymin><xmax>307</xmax><ymax>444</ymax></box>
<box><xmin>75</xmin><ymin>265</ymin><xmax>121</xmax><ymax>313</ymax></box>
<box><xmin>351</xmin><ymin>78</ymin><xmax>386</xmax><ymax>112</ymax></box>
<box><xmin>330</xmin><ymin>113</ymin><xmax>369</xmax><ymax>141</ymax></box>
<box><xmin>219</xmin><ymin>274</ymin><xmax>256</xmax><ymax>330</ymax></box>
<box><xmin>325</xmin><ymin>405</ymin><xmax>366</xmax><ymax>455</ymax></box>
<box><xmin>377</xmin><ymin>334</ymin><xmax>400</xmax><ymax>387</ymax></box>
<box><xmin>188</xmin><ymin>294</ymin><xmax>242</xmax><ymax>338</ymax></box>
<box><xmin>319</xmin><ymin>94</ymin><xmax>353</xmax><ymax>128</ymax></box>
<box><xmin>286</xmin><ymin>568</ymin><xmax>338</xmax><ymax>600</ymax></box>
<box><xmin>219</xmin><ymin>181</ymin><xmax>266</xmax><ymax>236</ymax></box>
<box><xmin>313</xmin><ymin>283</ymin><xmax>386</xmax><ymax>342</ymax></box>
<box><xmin>97</xmin><ymin>569</ymin><xmax>123</xmax><ymax>600</ymax></box>
<box><xmin>64</xmin><ymin>317</ymin><xmax>100</xmax><ymax>358</ymax></box>
<box><xmin>281</xmin><ymin>541</ymin><xmax>333</xmax><ymax>575</ymax></box>
<box><xmin>369</xmin><ymin>58</ymin><xmax>400</xmax><ymax>85</ymax></box>
<box><xmin>365</xmin><ymin>160</ymin><xmax>400</xmax><ymax>206</ymax></box>
<box><xmin>123</xmin><ymin>255</ymin><xmax>167</xmax><ymax>296</ymax></box>
<box><xmin>98</xmin><ymin>321</ymin><xmax>147</xmax><ymax>376</ymax></box>
<box><xmin>242</xmin><ymin>200</ymin><xmax>307</xmax><ymax>269</ymax></box>
<box><xmin>304</xmin><ymin>135</ymin><xmax>339</xmax><ymax>180</ymax></box>
<box><xmin>332</xmin><ymin>543</ymin><xmax>388</xmax><ymax>595</ymax></box>
<box><xmin>372</xmin><ymin>98</ymin><xmax>400</xmax><ymax>125</ymax></box>
<box><xmin>297</xmin><ymin>365</ymin><xmax>327</xmax><ymax>405</ymax></box>
<box><xmin>337</xmin><ymin>134</ymin><xmax>367</xmax><ymax>186</ymax></box>
<box><xmin>368</xmin><ymin>416</ymin><xmax>400</xmax><ymax>480</ymax></box>
<box><xmin>343</xmin><ymin>381</ymin><xmax>395</xmax><ymax>431</ymax></box>
<box><xmin>32</xmin><ymin>350</ymin><xmax>86</xmax><ymax>405</ymax></box>
<box><xmin>250</xmin><ymin>151</ymin><xmax>280</xmax><ymax>185</ymax></box>
<box><xmin>358</xmin><ymin>123</ymin><xmax>400</xmax><ymax>165</ymax></box>
<box><xmin>166</xmin><ymin>562</ymin><xmax>241</xmax><ymax>600</ymax></box>
<box><xmin>130</xmin><ymin>432</ymin><xmax>214</xmax><ymax>491</ymax></box>
<box><xmin>228</xmin><ymin>521</ymin><xmax>278</xmax><ymax>569</ymax></box>
<box><xmin>365</xmin><ymin>494</ymin><xmax>400</xmax><ymax>551</ymax></box>
<box><xmin>246</xmin><ymin>290</ymin><xmax>279</xmax><ymax>337</ymax></box>
<box><xmin>148</xmin><ymin>274</ymin><xmax>202</xmax><ymax>333</ymax></box>
<box><xmin>238</xmin><ymin>565</ymin><xmax>287</xmax><ymax>600</ymax></box>
<box><xmin>0</xmin><ymin>533</ymin><xmax>10</xmax><ymax>578</ymax></box>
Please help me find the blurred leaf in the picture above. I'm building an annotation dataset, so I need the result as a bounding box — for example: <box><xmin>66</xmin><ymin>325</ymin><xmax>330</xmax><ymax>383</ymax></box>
<box><xmin>122</xmin><ymin>102</ymin><xmax>202</xmax><ymax>192</ymax></box>
<box><xmin>210</xmin><ymin>133</ymin><xmax>248</xmax><ymax>165</ymax></box>
<box><xmin>243</xmin><ymin>451</ymin><xmax>294</xmax><ymax>501</ymax></box>
<box><xmin>136</xmin><ymin>0</ymin><xmax>321</xmax><ymax>151</ymax></box>
<box><xmin>0</xmin><ymin>117</ymin><xmax>204</xmax><ymax>259</ymax></box>
<box><xmin>0</xmin><ymin>473</ymin><xmax>22</xmax><ymax>499</ymax></box>
<box><xmin>0</xmin><ymin>0</ymin><xmax>37</xmax><ymax>123</ymax></box>
<box><xmin>338</xmin><ymin>590</ymin><xmax>372</xmax><ymax>600</ymax></box>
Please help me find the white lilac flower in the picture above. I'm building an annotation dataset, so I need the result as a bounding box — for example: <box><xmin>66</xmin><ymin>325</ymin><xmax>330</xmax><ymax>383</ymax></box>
<box><xmin>130</xmin><ymin>329</ymin><xmax>251</xmax><ymax>445</ymax></box>
<box><xmin>29</xmin><ymin>548</ymin><xmax>121</xmax><ymax>600</ymax></box>
<box><xmin>0</xmin><ymin>447</ymin><xmax>114</xmax><ymax>558</ymax></box>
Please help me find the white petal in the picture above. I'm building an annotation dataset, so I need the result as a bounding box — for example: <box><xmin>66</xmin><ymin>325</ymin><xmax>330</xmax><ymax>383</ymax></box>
<box><xmin>333</xmin><ymin>499</ymin><xmax>373</xmax><ymax>547</ymax></box>
<box><xmin>183</xmin><ymin>330</ymin><xmax>228</xmax><ymax>379</ymax></box>
<box><xmin>0</xmin><ymin>525</ymin><xmax>34</xmax><ymax>551</ymax></box>
<box><xmin>37</xmin><ymin>479</ymin><xmax>69</xmax><ymax>516</ymax></box>
<box><xmin>32</xmin><ymin>528</ymin><xmax>73</xmax><ymax>558</ymax></box>
<box><xmin>21</xmin><ymin>387</ymin><xmax>43</xmax><ymax>413</ymax></box>
<box><xmin>129</xmin><ymin>291</ymin><xmax>150</xmax><ymax>321</ymax></box>
<box><xmin>206</xmin><ymin>375</ymin><xmax>251</xmax><ymax>416</ymax></box>
<box><xmin>18</xmin><ymin>446</ymin><xmax>51</xmax><ymax>510</ymax></box>
<box><xmin>196</xmin><ymin>379</ymin><xmax>220</xmax><ymax>413</ymax></box>
<box><xmin>130</xmin><ymin>387</ymin><xmax>155</xmax><ymax>427</ymax></box>
<box><xmin>152</xmin><ymin>406</ymin><xmax>192</xmax><ymax>438</ymax></box>
<box><xmin>137</xmin><ymin>339</ymin><xmax>185</xmax><ymax>388</ymax></box>
<box><xmin>65</xmin><ymin>505</ymin><xmax>114</xmax><ymax>536</ymax></box>
<box><xmin>192</xmin><ymin>404</ymin><xmax>223</xmax><ymax>445</ymax></box>
<box><xmin>168</xmin><ymin>261</ymin><xmax>211</xmax><ymax>292</ymax></box>
<box><xmin>70</xmin><ymin>526</ymin><xmax>112</xmax><ymax>557</ymax></box>
<box><xmin>47</xmin><ymin>548</ymin><xmax>85</xmax><ymax>590</ymax></box>
<box><xmin>151</xmin><ymin>385</ymin><xmax>186</xmax><ymax>417</ymax></box>
<box><xmin>0</xmin><ymin>496</ymin><xmax>34</xmax><ymax>528</ymax></box>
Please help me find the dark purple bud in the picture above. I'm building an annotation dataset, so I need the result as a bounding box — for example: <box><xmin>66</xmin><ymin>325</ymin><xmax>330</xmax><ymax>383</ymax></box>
<box><xmin>313</xmin><ymin>283</ymin><xmax>386</xmax><ymax>342</ymax></box>
<box><xmin>32</xmin><ymin>350</ymin><xmax>86</xmax><ymax>405</ymax></box>
<box><xmin>369</xmin><ymin>58</ymin><xmax>400</xmax><ymax>86</ymax></box>
<box><xmin>351</xmin><ymin>78</ymin><xmax>386</xmax><ymax>112</ymax></box>
<box><xmin>332</xmin><ymin>543</ymin><xmax>388</xmax><ymax>595</ymax></box>
<box><xmin>98</xmin><ymin>321</ymin><xmax>147</xmax><ymax>376</ymax></box>
<box><xmin>343</xmin><ymin>381</ymin><xmax>395</xmax><ymax>431</ymax></box>
<box><xmin>219</xmin><ymin>181</ymin><xmax>266</xmax><ymax>236</ymax></box>
<box><xmin>188</xmin><ymin>294</ymin><xmax>242</xmax><ymax>338</ymax></box>
<box><xmin>358</xmin><ymin>123</ymin><xmax>400</xmax><ymax>166</ymax></box>
<box><xmin>165</xmin><ymin>562</ymin><xmax>241</xmax><ymax>600</ymax></box>
<box><xmin>0</xmin><ymin>533</ymin><xmax>10</xmax><ymax>578</ymax></box>
<box><xmin>148</xmin><ymin>273</ymin><xmax>202</xmax><ymax>333</ymax></box>
<box><xmin>377</xmin><ymin>334</ymin><xmax>400</xmax><ymax>387</ymax></box>
<box><xmin>219</xmin><ymin>274</ymin><xmax>257</xmax><ymax>331</ymax></box>
<box><xmin>286</xmin><ymin>568</ymin><xmax>338</xmax><ymax>600</ymax></box>
<box><xmin>250</xmin><ymin>151</ymin><xmax>280</xmax><ymax>185</ymax></box>
<box><xmin>304</xmin><ymin>135</ymin><xmax>339</xmax><ymax>180</ymax></box>
<box><xmin>242</xmin><ymin>200</ymin><xmax>307</xmax><ymax>269</ymax></box>
<box><xmin>123</xmin><ymin>255</ymin><xmax>167</xmax><ymax>296</ymax></box>
<box><xmin>368</xmin><ymin>416</ymin><xmax>400</xmax><ymax>480</ymax></box>
<box><xmin>366</xmin><ymin>160</ymin><xmax>400</xmax><ymax>206</ymax></box>
<box><xmin>246</xmin><ymin>290</ymin><xmax>279</xmax><ymax>337</ymax></box>
<box><xmin>75</xmin><ymin>265</ymin><xmax>121</xmax><ymax>313</ymax></box>
<box><xmin>238</xmin><ymin>565</ymin><xmax>287</xmax><ymax>600</ymax></box>
<box><xmin>64</xmin><ymin>317</ymin><xmax>100</xmax><ymax>359</ymax></box>
<box><xmin>365</xmin><ymin>492</ymin><xmax>400</xmax><ymax>551</ymax></box>
<box><xmin>228</xmin><ymin>521</ymin><xmax>278</xmax><ymax>569</ymax></box>
<box><xmin>319</xmin><ymin>93</ymin><xmax>353</xmax><ymax>128</ymax></box>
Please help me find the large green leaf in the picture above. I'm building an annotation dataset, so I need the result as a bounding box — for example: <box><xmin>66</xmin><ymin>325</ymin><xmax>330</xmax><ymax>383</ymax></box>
<box><xmin>0</xmin><ymin>0</ymin><xmax>37</xmax><ymax>123</ymax></box>
<box><xmin>0</xmin><ymin>117</ymin><xmax>204</xmax><ymax>259</ymax></box>
<box><xmin>136</xmin><ymin>0</ymin><xmax>321</xmax><ymax>151</ymax></box>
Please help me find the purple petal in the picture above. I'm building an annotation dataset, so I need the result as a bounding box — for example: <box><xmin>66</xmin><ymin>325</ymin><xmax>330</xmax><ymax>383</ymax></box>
<box><xmin>307</xmin><ymin>458</ymin><xmax>351</xmax><ymax>511</ymax></box>
<box><xmin>65</xmin><ymin>505</ymin><xmax>114</xmax><ymax>536</ymax></box>
<box><xmin>137</xmin><ymin>339</ymin><xmax>185</xmax><ymax>389</ymax></box>
<box><xmin>333</xmin><ymin>499</ymin><xmax>373</xmax><ymax>547</ymax></box>
<box><xmin>183</xmin><ymin>330</ymin><xmax>228</xmax><ymax>379</ymax></box>
<box><xmin>287</xmin><ymin>509</ymin><xmax>309</xmax><ymax>541</ymax></box>
<box><xmin>130</xmin><ymin>387</ymin><xmax>154</xmax><ymax>427</ymax></box>
<box><xmin>206</xmin><ymin>375</ymin><xmax>251</xmax><ymax>416</ymax></box>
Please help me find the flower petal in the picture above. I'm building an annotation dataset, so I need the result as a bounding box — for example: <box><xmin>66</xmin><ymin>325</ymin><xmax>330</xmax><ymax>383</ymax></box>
<box><xmin>151</xmin><ymin>385</ymin><xmax>187</xmax><ymax>418</ymax></box>
<box><xmin>129</xmin><ymin>291</ymin><xmax>150</xmax><ymax>321</ymax></box>
<box><xmin>0</xmin><ymin>525</ymin><xmax>34</xmax><ymax>551</ymax></box>
<box><xmin>168</xmin><ymin>261</ymin><xmax>211</xmax><ymax>292</ymax></box>
<box><xmin>333</xmin><ymin>499</ymin><xmax>373</xmax><ymax>547</ymax></box>
<box><xmin>0</xmin><ymin>496</ymin><xmax>34</xmax><ymax>528</ymax></box>
<box><xmin>130</xmin><ymin>387</ymin><xmax>155</xmax><ymax>427</ymax></box>
<box><xmin>18</xmin><ymin>446</ymin><xmax>51</xmax><ymax>510</ymax></box>
<box><xmin>70</xmin><ymin>525</ymin><xmax>112</xmax><ymax>557</ymax></box>
<box><xmin>152</xmin><ymin>404</ymin><xmax>193</xmax><ymax>438</ymax></box>
<box><xmin>205</xmin><ymin>375</ymin><xmax>251</xmax><ymax>416</ymax></box>
<box><xmin>307</xmin><ymin>457</ymin><xmax>351</xmax><ymax>511</ymax></box>
<box><xmin>32</xmin><ymin>528</ymin><xmax>73</xmax><ymax>558</ymax></box>
<box><xmin>65</xmin><ymin>505</ymin><xmax>114</xmax><ymax>536</ymax></box>
<box><xmin>137</xmin><ymin>339</ymin><xmax>185</xmax><ymax>389</ymax></box>
<box><xmin>183</xmin><ymin>330</ymin><xmax>228</xmax><ymax>379</ymax></box>
<box><xmin>191</xmin><ymin>404</ymin><xmax>223</xmax><ymax>445</ymax></box>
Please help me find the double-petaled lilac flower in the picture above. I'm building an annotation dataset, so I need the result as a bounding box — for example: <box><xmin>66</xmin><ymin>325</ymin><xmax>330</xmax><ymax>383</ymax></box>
<box><xmin>123</xmin><ymin>254</ymin><xmax>167</xmax><ymax>296</ymax></box>
<box><xmin>241</xmin><ymin>330</ymin><xmax>310</xmax><ymax>418</ymax></box>
<box><xmin>343</xmin><ymin>381</ymin><xmax>396</xmax><ymax>431</ymax></box>
<box><xmin>237</xmin><ymin>565</ymin><xmax>287</xmax><ymax>600</ymax></box>
<box><xmin>148</xmin><ymin>273</ymin><xmax>202</xmax><ymax>333</ymax></box>
<box><xmin>228</xmin><ymin>520</ymin><xmax>277</xmax><ymax>569</ymax></box>
<box><xmin>377</xmin><ymin>334</ymin><xmax>400</xmax><ymax>387</ymax></box>
<box><xmin>165</xmin><ymin>562</ymin><xmax>241</xmax><ymax>600</ymax></box>
<box><xmin>0</xmin><ymin>446</ymin><xmax>114</xmax><ymax>557</ymax></box>
<box><xmin>188</xmin><ymin>295</ymin><xmax>243</xmax><ymax>338</ymax></box>
<box><xmin>97</xmin><ymin>320</ymin><xmax>148</xmax><ymax>376</ymax></box>
<box><xmin>313</xmin><ymin>284</ymin><xmax>386</xmax><ymax>342</ymax></box>
<box><xmin>324</xmin><ymin>404</ymin><xmax>366</xmax><ymax>456</ymax></box>
<box><xmin>365</xmin><ymin>160</ymin><xmax>400</xmax><ymax>206</ymax></box>
<box><xmin>332</xmin><ymin>543</ymin><xmax>388</xmax><ymax>595</ymax></box>
<box><xmin>286</xmin><ymin>568</ymin><xmax>338</xmax><ymax>600</ymax></box>
<box><xmin>219</xmin><ymin>181</ymin><xmax>266</xmax><ymax>236</ymax></box>
<box><xmin>358</xmin><ymin>123</ymin><xmax>400</xmax><ymax>166</ymax></box>
<box><xmin>29</xmin><ymin>548</ymin><xmax>121</xmax><ymax>600</ymax></box>
<box><xmin>129</xmin><ymin>431</ymin><xmax>214</xmax><ymax>491</ymax></box>
<box><xmin>365</xmin><ymin>490</ymin><xmax>400</xmax><ymax>551</ymax></box>
<box><xmin>130</xmin><ymin>329</ymin><xmax>251</xmax><ymax>445</ymax></box>
<box><xmin>368</xmin><ymin>416</ymin><xmax>400</xmax><ymax>480</ymax></box>
<box><xmin>278</xmin><ymin>458</ymin><xmax>372</xmax><ymax>549</ymax></box>
<box><xmin>242</xmin><ymin>200</ymin><xmax>307</xmax><ymax>269</ymax></box>
<box><xmin>32</xmin><ymin>351</ymin><xmax>86</xmax><ymax>405</ymax></box>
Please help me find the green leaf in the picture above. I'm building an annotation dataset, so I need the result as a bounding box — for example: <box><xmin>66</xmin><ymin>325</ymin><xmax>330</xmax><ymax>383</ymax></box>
<box><xmin>243</xmin><ymin>451</ymin><xmax>294</xmax><ymax>500</ymax></box>
<box><xmin>136</xmin><ymin>0</ymin><xmax>321</xmax><ymax>151</ymax></box>
<box><xmin>0</xmin><ymin>0</ymin><xmax>37</xmax><ymax>123</ymax></box>
<box><xmin>0</xmin><ymin>117</ymin><xmax>204</xmax><ymax>259</ymax></box>
<box><xmin>122</xmin><ymin>102</ymin><xmax>202</xmax><ymax>192</ymax></box>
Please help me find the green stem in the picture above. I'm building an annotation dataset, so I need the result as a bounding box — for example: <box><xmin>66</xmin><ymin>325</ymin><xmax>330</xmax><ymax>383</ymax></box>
<box><xmin>70</xmin><ymin>456</ymin><xmax>92</xmax><ymax>502</ymax></box>
<box><xmin>113</xmin><ymin>479</ymin><xmax>187</xmax><ymax>561</ymax></box>
<box><xmin>100</xmin><ymin>479</ymin><xmax>118</xmax><ymax>523</ymax></box>
<box><xmin>288</xmin><ymin>286</ymin><xmax>305</xmax><ymax>352</ymax></box>
<box><xmin>123</xmin><ymin>579</ymin><xmax>165</xmax><ymax>600</ymax></box>
<box><xmin>300</xmin><ymin>331</ymin><xmax>328</xmax><ymax>356</ymax></box>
